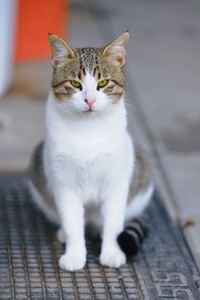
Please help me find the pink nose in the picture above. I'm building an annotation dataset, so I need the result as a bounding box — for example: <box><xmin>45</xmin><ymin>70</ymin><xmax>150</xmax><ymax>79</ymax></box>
<box><xmin>85</xmin><ymin>99</ymin><xmax>95</xmax><ymax>108</ymax></box>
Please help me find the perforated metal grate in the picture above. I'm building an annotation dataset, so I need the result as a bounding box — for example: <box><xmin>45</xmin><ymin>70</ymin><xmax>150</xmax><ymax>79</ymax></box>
<box><xmin>0</xmin><ymin>174</ymin><xmax>200</xmax><ymax>299</ymax></box>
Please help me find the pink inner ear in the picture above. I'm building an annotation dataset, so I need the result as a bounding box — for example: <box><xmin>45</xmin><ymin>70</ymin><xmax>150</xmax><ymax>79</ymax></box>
<box><xmin>116</xmin><ymin>55</ymin><xmax>124</xmax><ymax>64</ymax></box>
<box><xmin>112</xmin><ymin>46</ymin><xmax>126</xmax><ymax>63</ymax></box>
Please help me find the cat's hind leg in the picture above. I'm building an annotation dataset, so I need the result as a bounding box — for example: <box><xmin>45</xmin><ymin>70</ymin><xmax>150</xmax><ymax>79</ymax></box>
<box><xmin>28</xmin><ymin>179</ymin><xmax>60</xmax><ymax>225</ymax></box>
<box><xmin>28</xmin><ymin>141</ymin><xmax>60</xmax><ymax>225</ymax></box>
<box><xmin>118</xmin><ymin>146</ymin><xmax>154</xmax><ymax>256</ymax></box>
<box><xmin>125</xmin><ymin>184</ymin><xmax>154</xmax><ymax>222</ymax></box>
<box><xmin>118</xmin><ymin>185</ymin><xmax>153</xmax><ymax>256</ymax></box>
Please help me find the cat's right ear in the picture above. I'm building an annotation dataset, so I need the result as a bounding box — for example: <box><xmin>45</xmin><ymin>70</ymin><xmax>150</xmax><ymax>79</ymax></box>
<box><xmin>48</xmin><ymin>34</ymin><xmax>75</xmax><ymax>67</ymax></box>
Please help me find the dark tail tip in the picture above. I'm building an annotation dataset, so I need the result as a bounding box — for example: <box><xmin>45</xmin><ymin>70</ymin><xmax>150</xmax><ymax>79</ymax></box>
<box><xmin>117</xmin><ymin>218</ymin><xmax>148</xmax><ymax>256</ymax></box>
<box><xmin>117</xmin><ymin>231</ymin><xmax>139</xmax><ymax>256</ymax></box>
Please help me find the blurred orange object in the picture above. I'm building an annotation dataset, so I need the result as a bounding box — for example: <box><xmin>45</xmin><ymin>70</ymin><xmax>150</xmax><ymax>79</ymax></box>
<box><xmin>15</xmin><ymin>0</ymin><xmax>68</xmax><ymax>61</ymax></box>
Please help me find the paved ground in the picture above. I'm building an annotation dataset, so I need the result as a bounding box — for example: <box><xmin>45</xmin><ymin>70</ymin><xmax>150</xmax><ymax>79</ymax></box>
<box><xmin>0</xmin><ymin>174</ymin><xmax>200</xmax><ymax>299</ymax></box>
<box><xmin>0</xmin><ymin>0</ymin><xmax>200</xmax><ymax>274</ymax></box>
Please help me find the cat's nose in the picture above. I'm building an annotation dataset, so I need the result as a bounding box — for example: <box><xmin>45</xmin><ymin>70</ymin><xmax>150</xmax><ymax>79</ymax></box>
<box><xmin>84</xmin><ymin>99</ymin><xmax>95</xmax><ymax>108</ymax></box>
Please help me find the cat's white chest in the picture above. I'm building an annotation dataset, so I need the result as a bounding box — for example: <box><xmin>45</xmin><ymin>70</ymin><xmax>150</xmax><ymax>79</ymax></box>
<box><xmin>50</xmin><ymin>135</ymin><xmax>115</xmax><ymax>204</ymax></box>
<box><xmin>50</xmin><ymin>148</ymin><xmax>112</xmax><ymax>204</ymax></box>
<box><xmin>62</xmin><ymin>133</ymin><xmax>113</xmax><ymax>161</ymax></box>
<box><xmin>46</xmin><ymin>96</ymin><xmax>132</xmax><ymax>205</ymax></box>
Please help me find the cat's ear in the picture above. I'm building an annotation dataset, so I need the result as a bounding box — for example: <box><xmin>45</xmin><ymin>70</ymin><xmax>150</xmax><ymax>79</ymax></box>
<box><xmin>102</xmin><ymin>32</ymin><xmax>129</xmax><ymax>66</ymax></box>
<box><xmin>48</xmin><ymin>34</ymin><xmax>75</xmax><ymax>67</ymax></box>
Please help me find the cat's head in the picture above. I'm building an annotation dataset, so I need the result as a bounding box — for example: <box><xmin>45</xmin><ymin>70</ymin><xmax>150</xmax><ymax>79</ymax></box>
<box><xmin>48</xmin><ymin>32</ymin><xmax>129</xmax><ymax>115</ymax></box>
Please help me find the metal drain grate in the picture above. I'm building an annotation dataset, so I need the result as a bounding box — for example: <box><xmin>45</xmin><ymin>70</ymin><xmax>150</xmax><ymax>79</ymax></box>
<box><xmin>0</xmin><ymin>174</ymin><xmax>200</xmax><ymax>299</ymax></box>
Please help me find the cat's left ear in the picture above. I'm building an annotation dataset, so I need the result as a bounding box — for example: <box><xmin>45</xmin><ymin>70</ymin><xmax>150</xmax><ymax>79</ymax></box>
<box><xmin>102</xmin><ymin>32</ymin><xmax>129</xmax><ymax>66</ymax></box>
<box><xmin>48</xmin><ymin>34</ymin><xmax>75</xmax><ymax>67</ymax></box>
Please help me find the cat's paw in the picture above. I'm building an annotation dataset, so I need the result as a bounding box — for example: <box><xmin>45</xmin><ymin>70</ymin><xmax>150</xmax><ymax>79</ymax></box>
<box><xmin>56</xmin><ymin>228</ymin><xmax>65</xmax><ymax>243</ymax></box>
<box><xmin>100</xmin><ymin>247</ymin><xmax>126</xmax><ymax>268</ymax></box>
<box><xmin>59</xmin><ymin>254</ymin><xmax>86</xmax><ymax>272</ymax></box>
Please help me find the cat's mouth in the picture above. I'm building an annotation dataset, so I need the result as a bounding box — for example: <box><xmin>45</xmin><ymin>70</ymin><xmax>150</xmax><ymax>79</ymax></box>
<box><xmin>84</xmin><ymin>108</ymin><xmax>96</xmax><ymax>113</ymax></box>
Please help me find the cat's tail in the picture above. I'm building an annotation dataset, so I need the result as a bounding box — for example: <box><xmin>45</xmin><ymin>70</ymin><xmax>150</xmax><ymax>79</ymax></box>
<box><xmin>117</xmin><ymin>218</ymin><xmax>148</xmax><ymax>256</ymax></box>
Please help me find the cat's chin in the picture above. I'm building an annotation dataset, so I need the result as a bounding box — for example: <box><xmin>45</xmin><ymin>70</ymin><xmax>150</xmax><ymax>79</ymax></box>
<box><xmin>82</xmin><ymin>110</ymin><xmax>99</xmax><ymax>117</ymax></box>
<box><xmin>83</xmin><ymin>109</ymin><xmax>97</xmax><ymax>114</ymax></box>
<box><xmin>73</xmin><ymin>108</ymin><xmax>102</xmax><ymax>116</ymax></box>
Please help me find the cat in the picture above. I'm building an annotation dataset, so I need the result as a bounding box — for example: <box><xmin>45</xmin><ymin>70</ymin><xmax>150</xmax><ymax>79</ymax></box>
<box><xmin>28</xmin><ymin>32</ymin><xmax>154</xmax><ymax>272</ymax></box>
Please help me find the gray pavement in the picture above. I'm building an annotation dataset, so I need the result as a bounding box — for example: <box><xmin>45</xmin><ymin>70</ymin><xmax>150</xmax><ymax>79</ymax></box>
<box><xmin>0</xmin><ymin>0</ymin><xmax>200</xmax><ymax>270</ymax></box>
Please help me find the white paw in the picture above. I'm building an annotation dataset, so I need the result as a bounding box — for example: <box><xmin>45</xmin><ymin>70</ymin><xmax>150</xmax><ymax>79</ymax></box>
<box><xmin>59</xmin><ymin>254</ymin><xmax>86</xmax><ymax>272</ymax></box>
<box><xmin>56</xmin><ymin>228</ymin><xmax>65</xmax><ymax>243</ymax></box>
<box><xmin>100</xmin><ymin>247</ymin><xmax>126</xmax><ymax>268</ymax></box>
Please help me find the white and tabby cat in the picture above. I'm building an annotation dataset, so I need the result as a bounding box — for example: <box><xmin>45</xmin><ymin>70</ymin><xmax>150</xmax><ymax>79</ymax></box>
<box><xmin>28</xmin><ymin>32</ymin><xmax>154</xmax><ymax>271</ymax></box>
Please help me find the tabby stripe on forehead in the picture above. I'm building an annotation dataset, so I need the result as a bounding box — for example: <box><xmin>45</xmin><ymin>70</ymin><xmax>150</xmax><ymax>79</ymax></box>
<box><xmin>93</xmin><ymin>66</ymin><xmax>100</xmax><ymax>78</ymax></box>
<box><xmin>95</xmin><ymin>54</ymin><xmax>101</xmax><ymax>78</ymax></box>
<box><xmin>78</xmin><ymin>71</ymin><xmax>81</xmax><ymax>80</ymax></box>
<box><xmin>81</xmin><ymin>67</ymin><xmax>86</xmax><ymax>75</ymax></box>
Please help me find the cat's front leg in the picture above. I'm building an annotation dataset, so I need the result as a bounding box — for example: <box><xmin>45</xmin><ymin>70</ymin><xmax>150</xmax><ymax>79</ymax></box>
<box><xmin>100</xmin><ymin>183</ymin><xmax>128</xmax><ymax>268</ymax></box>
<box><xmin>54</xmin><ymin>188</ymin><xmax>86</xmax><ymax>271</ymax></box>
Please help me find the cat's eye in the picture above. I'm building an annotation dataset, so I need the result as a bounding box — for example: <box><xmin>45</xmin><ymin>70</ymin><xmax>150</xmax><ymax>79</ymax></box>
<box><xmin>97</xmin><ymin>79</ymin><xmax>109</xmax><ymax>88</ymax></box>
<box><xmin>70</xmin><ymin>80</ymin><xmax>82</xmax><ymax>89</ymax></box>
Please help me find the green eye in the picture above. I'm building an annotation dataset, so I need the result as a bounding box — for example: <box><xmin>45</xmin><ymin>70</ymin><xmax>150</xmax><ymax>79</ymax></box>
<box><xmin>98</xmin><ymin>79</ymin><xmax>109</xmax><ymax>88</ymax></box>
<box><xmin>70</xmin><ymin>80</ymin><xmax>82</xmax><ymax>89</ymax></box>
